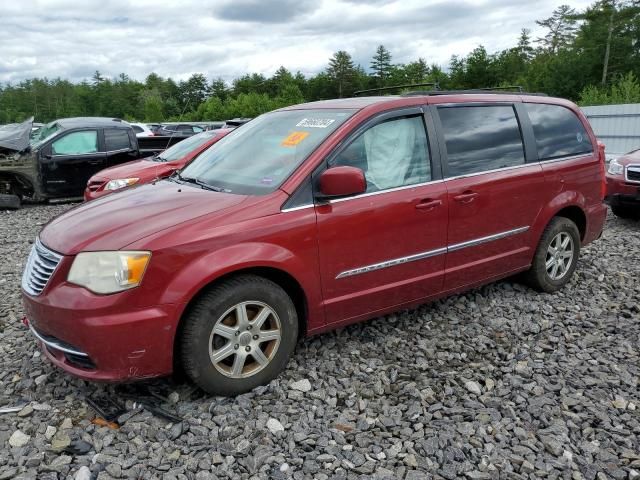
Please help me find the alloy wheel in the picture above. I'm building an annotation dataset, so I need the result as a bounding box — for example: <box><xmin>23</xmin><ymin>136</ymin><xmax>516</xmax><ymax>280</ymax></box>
<box><xmin>545</xmin><ymin>232</ymin><xmax>574</xmax><ymax>281</ymax></box>
<box><xmin>208</xmin><ymin>301</ymin><xmax>282</xmax><ymax>378</ymax></box>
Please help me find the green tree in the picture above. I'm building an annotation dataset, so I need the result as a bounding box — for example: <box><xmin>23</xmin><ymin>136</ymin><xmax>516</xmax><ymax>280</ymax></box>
<box><xmin>179</xmin><ymin>73</ymin><xmax>208</xmax><ymax>112</ymax></box>
<box><xmin>536</xmin><ymin>5</ymin><xmax>579</xmax><ymax>53</ymax></box>
<box><xmin>327</xmin><ymin>50</ymin><xmax>356</xmax><ymax>98</ymax></box>
<box><xmin>580</xmin><ymin>72</ymin><xmax>640</xmax><ymax>105</ymax></box>
<box><xmin>370</xmin><ymin>45</ymin><xmax>393</xmax><ymax>86</ymax></box>
<box><xmin>208</xmin><ymin>77</ymin><xmax>229</xmax><ymax>100</ymax></box>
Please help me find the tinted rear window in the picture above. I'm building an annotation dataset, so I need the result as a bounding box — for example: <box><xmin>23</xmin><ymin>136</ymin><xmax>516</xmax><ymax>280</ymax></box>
<box><xmin>525</xmin><ymin>103</ymin><xmax>593</xmax><ymax>160</ymax></box>
<box><xmin>438</xmin><ymin>105</ymin><xmax>525</xmax><ymax>177</ymax></box>
<box><xmin>104</xmin><ymin>128</ymin><xmax>131</xmax><ymax>151</ymax></box>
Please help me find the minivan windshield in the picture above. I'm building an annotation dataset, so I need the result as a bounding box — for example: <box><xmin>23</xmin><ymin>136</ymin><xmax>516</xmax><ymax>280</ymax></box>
<box><xmin>155</xmin><ymin>130</ymin><xmax>220</xmax><ymax>162</ymax></box>
<box><xmin>179</xmin><ymin>109</ymin><xmax>354</xmax><ymax>195</ymax></box>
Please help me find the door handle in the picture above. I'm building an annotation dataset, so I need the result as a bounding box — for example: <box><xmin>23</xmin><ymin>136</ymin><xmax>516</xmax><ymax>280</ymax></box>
<box><xmin>87</xmin><ymin>160</ymin><xmax>103</xmax><ymax>165</ymax></box>
<box><xmin>453</xmin><ymin>191</ymin><xmax>479</xmax><ymax>203</ymax></box>
<box><xmin>415</xmin><ymin>199</ymin><xmax>442</xmax><ymax>210</ymax></box>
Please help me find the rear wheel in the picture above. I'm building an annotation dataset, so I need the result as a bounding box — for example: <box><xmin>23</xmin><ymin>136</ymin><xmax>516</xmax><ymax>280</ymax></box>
<box><xmin>0</xmin><ymin>193</ymin><xmax>21</xmax><ymax>210</ymax></box>
<box><xmin>611</xmin><ymin>205</ymin><xmax>640</xmax><ymax>220</ymax></box>
<box><xmin>524</xmin><ymin>217</ymin><xmax>580</xmax><ymax>293</ymax></box>
<box><xmin>180</xmin><ymin>275</ymin><xmax>298</xmax><ymax>396</ymax></box>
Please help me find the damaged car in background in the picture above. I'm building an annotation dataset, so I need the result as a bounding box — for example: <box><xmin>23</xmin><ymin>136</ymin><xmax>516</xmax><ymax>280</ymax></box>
<box><xmin>0</xmin><ymin>117</ymin><xmax>35</xmax><ymax>209</ymax></box>
<box><xmin>0</xmin><ymin>117</ymin><xmax>189</xmax><ymax>209</ymax></box>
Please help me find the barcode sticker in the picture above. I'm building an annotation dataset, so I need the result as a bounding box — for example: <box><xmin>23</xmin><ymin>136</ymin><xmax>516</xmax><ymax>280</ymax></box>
<box><xmin>296</xmin><ymin>118</ymin><xmax>336</xmax><ymax>128</ymax></box>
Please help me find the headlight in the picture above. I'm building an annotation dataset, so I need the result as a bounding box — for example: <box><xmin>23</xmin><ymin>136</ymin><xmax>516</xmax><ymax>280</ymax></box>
<box><xmin>608</xmin><ymin>158</ymin><xmax>624</xmax><ymax>175</ymax></box>
<box><xmin>105</xmin><ymin>178</ymin><xmax>139</xmax><ymax>191</ymax></box>
<box><xmin>68</xmin><ymin>251</ymin><xmax>151</xmax><ymax>294</ymax></box>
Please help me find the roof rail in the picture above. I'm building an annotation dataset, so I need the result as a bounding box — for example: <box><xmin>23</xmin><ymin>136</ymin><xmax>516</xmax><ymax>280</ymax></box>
<box><xmin>402</xmin><ymin>86</ymin><xmax>548</xmax><ymax>97</ymax></box>
<box><xmin>354</xmin><ymin>82</ymin><xmax>439</xmax><ymax>97</ymax></box>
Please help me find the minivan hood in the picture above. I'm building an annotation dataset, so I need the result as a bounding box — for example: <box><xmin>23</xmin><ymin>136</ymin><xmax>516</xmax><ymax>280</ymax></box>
<box><xmin>40</xmin><ymin>181</ymin><xmax>248</xmax><ymax>255</ymax></box>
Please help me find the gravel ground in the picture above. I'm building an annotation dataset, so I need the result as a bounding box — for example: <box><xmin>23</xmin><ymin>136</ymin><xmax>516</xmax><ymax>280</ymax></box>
<box><xmin>0</xmin><ymin>204</ymin><xmax>639</xmax><ymax>480</ymax></box>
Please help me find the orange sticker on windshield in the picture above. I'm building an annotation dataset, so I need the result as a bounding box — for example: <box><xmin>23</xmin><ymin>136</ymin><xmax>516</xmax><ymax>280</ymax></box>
<box><xmin>281</xmin><ymin>131</ymin><xmax>309</xmax><ymax>147</ymax></box>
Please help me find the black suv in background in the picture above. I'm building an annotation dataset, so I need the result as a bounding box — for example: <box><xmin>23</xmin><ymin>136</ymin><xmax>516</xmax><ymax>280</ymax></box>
<box><xmin>0</xmin><ymin>118</ymin><xmax>140</xmax><ymax>207</ymax></box>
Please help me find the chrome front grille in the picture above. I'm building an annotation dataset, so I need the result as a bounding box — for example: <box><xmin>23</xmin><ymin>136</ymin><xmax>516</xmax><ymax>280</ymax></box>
<box><xmin>21</xmin><ymin>238</ymin><xmax>62</xmax><ymax>296</ymax></box>
<box><xmin>626</xmin><ymin>165</ymin><xmax>640</xmax><ymax>184</ymax></box>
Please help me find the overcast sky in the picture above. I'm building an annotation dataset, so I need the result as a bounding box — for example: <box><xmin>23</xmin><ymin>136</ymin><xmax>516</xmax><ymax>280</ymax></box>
<box><xmin>1</xmin><ymin>0</ymin><xmax>594</xmax><ymax>85</ymax></box>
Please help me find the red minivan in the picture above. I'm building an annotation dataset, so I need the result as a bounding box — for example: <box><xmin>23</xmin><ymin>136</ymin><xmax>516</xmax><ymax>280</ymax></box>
<box><xmin>21</xmin><ymin>92</ymin><xmax>607</xmax><ymax>396</ymax></box>
<box><xmin>84</xmin><ymin>128</ymin><xmax>233</xmax><ymax>200</ymax></box>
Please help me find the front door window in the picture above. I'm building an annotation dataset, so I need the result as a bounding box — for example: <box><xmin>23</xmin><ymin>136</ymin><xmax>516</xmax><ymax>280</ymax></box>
<box><xmin>52</xmin><ymin>131</ymin><xmax>98</xmax><ymax>155</ymax></box>
<box><xmin>332</xmin><ymin>115</ymin><xmax>431</xmax><ymax>192</ymax></box>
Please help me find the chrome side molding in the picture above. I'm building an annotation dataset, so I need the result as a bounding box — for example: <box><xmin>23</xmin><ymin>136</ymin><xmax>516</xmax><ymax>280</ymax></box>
<box><xmin>335</xmin><ymin>226</ymin><xmax>529</xmax><ymax>279</ymax></box>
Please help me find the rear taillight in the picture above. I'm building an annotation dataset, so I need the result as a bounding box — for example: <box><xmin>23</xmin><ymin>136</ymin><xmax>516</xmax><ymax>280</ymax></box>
<box><xmin>597</xmin><ymin>141</ymin><xmax>606</xmax><ymax>200</ymax></box>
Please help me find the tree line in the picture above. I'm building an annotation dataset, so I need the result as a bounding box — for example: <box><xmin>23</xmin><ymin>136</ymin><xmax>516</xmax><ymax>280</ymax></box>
<box><xmin>0</xmin><ymin>0</ymin><xmax>638</xmax><ymax>125</ymax></box>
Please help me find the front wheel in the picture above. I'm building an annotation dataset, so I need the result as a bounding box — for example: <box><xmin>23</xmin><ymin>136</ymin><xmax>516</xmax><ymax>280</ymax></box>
<box><xmin>524</xmin><ymin>217</ymin><xmax>580</xmax><ymax>293</ymax></box>
<box><xmin>180</xmin><ymin>275</ymin><xmax>298</xmax><ymax>396</ymax></box>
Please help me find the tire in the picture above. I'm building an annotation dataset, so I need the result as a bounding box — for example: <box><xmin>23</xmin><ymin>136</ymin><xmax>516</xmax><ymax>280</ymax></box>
<box><xmin>524</xmin><ymin>217</ymin><xmax>580</xmax><ymax>293</ymax></box>
<box><xmin>611</xmin><ymin>205</ymin><xmax>640</xmax><ymax>220</ymax></box>
<box><xmin>0</xmin><ymin>194</ymin><xmax>21</xmax><ymax>210</ymax></box>
<box><xmin>180</xmin><ymin>275</ymin><xmax>298</xmax><ymax>396</ymax></box>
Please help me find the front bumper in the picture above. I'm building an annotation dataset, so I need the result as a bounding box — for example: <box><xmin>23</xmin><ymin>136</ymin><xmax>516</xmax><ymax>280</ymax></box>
<box><xmin>22</xmin><ymin>285</ymin><xmax>183</xmax><ymax>382</ymax></box>
<box><xmin>605</xmin><ymin>193</ymin><xmax>640</xmax><ymax>208</ymax></box>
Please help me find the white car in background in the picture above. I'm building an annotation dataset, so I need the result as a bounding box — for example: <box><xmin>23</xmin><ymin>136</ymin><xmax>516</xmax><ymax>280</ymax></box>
<box><xmin>129</xmin><ymin>122</ymin><xmax>155</xmax><ymax>137</ymax></box>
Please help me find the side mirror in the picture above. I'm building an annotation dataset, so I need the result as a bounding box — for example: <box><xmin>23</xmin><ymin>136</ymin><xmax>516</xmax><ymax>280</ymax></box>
<box><xmin>317</xmin><ymin>166</ymin><xmax>366</xmax><ymax>199</ymax></box>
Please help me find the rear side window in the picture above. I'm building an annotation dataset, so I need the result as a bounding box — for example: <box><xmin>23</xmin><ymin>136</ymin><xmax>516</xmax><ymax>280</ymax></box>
<box><xmin>438</xmin><ymin>105</ymin><xmax>525</xmax><ymax>177</ymax></box>
<box><xmin>52</xmin><ymin>130</ymin><xmax>98</xmax><ymax>155</ymax></box>
<box><xmin>104</xmin><ymin>129</ymin><xmax>131</xmax><ymax>151</ymax></box>
<box><xmin>525</xmin><ymin>103</ymin><xmax>593</xmax><ymax>160</ymax></box>
<box><xmin>131</xmin><ymin>125</ymin><xmax>143</xmax><ymax>133</ymax></box>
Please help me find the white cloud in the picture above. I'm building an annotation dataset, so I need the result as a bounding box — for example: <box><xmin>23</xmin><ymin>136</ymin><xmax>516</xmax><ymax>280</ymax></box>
<box><xmin>0</xmin><ymin>0</ymin><xmax>594</xmax><ymax>84</ymax></box>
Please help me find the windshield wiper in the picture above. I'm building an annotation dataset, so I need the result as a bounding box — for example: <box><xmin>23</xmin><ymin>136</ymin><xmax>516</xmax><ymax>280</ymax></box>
<box><xmin>154</xmin><ymin>154</ymin><xmax>167</xmax><ymax>162</ymax></box>
<box><xmin>175</xmin><ymin>173</ymin><xmax>225</xmax><ymax>192</ymax></box>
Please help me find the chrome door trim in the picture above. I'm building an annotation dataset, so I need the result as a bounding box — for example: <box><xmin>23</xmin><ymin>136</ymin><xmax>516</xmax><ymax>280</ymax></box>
<box><xmin>538</xmin><ymin>152</ymin><xmax>594</xmax><ymax>165</ymax></box>
<box><xmin>336</xmin><ymin>246</ymin><xmax>447</xmax><ymax>279</ymax></box>
<box><xmin>327</xmin><ymin>179</ymin><xmax>445</xmax><ymax>205</ymax></box>
<box><xmin>447</xmin><ymin>226</ymin><xmax>529</xmax><ymax>252</ymax></box>
<box><xmin>335</xmin><ymin>225</ymin><xmax>529</xmax><ymax>279</ymax></box>
<box><xmin>444</xmin><ymin>162</ymin><xmax>534</xmax><ymax>181</ymax></box>
<box><xmin>281</xmin><ymin>204</ymin><xmax>315</xmax><ymax>213</ymax></box>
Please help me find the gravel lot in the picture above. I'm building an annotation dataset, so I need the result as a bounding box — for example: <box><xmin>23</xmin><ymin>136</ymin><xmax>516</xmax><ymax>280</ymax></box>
<box><xmin>0</xmin><ymin>204</ymin><xmax>638</xmax><ymax>480</ymax></box>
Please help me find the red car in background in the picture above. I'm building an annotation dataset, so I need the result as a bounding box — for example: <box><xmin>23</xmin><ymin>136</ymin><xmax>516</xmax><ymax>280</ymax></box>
<box><xmin>605</xmin><ymin>149</ymin><xmax>640</xmax><ymax>219</ymax></box>
<box><xmin>84</xmin><ymin>128</ymin><xmax>232</xmax><ymax>200</ymax></box>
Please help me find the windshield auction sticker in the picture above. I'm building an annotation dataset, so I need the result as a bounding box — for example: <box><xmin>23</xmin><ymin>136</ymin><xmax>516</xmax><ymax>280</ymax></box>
<box><xmin>296</xmin><ymin>118</ymin><xmax>336</xmax><ymax>128</ymax></box>
<box><xmin>281</xmin><ymin>131</ymin><xmax>309</xmax><ymax>147</ymax></box>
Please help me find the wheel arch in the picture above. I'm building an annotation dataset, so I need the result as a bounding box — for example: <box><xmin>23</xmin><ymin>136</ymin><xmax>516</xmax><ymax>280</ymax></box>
<box><xmin>171</xmin><ymin>264</ymin><xmax>311</xmax><ymax>376</ymax></box>
<box><xmin>0</xmin><ymin>170</ymin><xmax>36</xmax><ymax>198</ymax></box>
<box><xmin>553</xmin><ymin>205</ymin><xmax>587</xmax><ymax>241</ymax></box>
